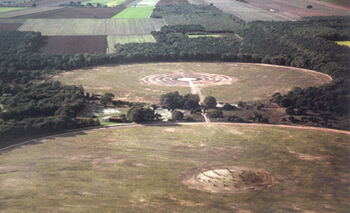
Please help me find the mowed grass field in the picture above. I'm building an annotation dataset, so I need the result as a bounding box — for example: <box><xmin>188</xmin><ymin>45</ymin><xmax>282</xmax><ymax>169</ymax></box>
<box><xmin>0</xmin><ymin>124</ymin><xmax>349</xmax><ymax>212</ymax></box>
<box><xmin>55</xmin><ymin>62</ymin><xmax>331</xmax><ymax>103</ymax></box>
<box><xmin>112</xmin><ymin>7</ymin><xmax>155</xmax><ymax>18</ymax></box>
<box><xmin>0</xmin><ymin>7</ymin><xmax>26</xmax><ymax>13</ymax></box>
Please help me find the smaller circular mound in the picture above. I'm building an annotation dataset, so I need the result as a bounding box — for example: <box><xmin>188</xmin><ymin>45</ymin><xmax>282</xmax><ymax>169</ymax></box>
<box><xmin>181</xmin><ymin>166</ymin><xmax>276</xmax><ymax>193</ymax></box>
<box><xmin>141</xmin><ymin>73</ymin><xmax>236</xmax><ymax>87</ymax></box>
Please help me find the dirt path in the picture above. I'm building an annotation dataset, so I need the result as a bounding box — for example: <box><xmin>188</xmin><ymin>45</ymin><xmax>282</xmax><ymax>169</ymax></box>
<box><xmin>186</xmin><ymin>76</ymin><xmax>211</xmax><ymax>123</ymax></box>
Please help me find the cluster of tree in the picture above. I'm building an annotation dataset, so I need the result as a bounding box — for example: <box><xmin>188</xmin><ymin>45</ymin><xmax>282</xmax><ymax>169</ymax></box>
<box><xmin>126</xmin><ymin>105</ymin><xmax>155</xmax><ymax>123</ymax></box>
<box><xmin>0</xmin><ymin>31</ymin><xmax>41</xmax><ymax>52</ymax></box>
<box><xmin>0</xmin><ymin>32</ymin><xmax>99</xmax><ymax>146</ymax></box>
<box><xmin>203</xmin><ymin>96</ymin><xmax>217</xmax><ymax>109</ymax></box>
<box><xmin>59</xmin><ymin>1</ymin><xmax>108</xmax><ymax>8</ymax></box>
<box><xmin>271</xmin><ymin>79</ymin><xmax>350</xmax><ymax>115</ymax></box>
<box><xmin>160</xmin><ymin>91</ymin><xmax>200</xmax><ymax>111</ymax></box>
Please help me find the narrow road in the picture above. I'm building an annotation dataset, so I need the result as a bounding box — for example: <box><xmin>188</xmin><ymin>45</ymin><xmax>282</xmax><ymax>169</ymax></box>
<box><xmin>187</xmin><ymin>78</ymin><xmax>210</xmax><ymax>123</ymax></box>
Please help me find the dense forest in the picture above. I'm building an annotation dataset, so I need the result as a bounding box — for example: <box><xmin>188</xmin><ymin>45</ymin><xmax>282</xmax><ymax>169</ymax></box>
<box><xmin>0</xmin><ymin>3</ymin><xmax>349</xmax><ymax>147</ymax></box>
<box><xmin>0</xmin><ymin>32</ymin><xmax>98</xmax><ymax>148</ymax></box>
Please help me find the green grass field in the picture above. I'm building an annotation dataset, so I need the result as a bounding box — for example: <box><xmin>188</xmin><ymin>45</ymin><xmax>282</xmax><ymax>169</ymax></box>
<box><xmin>336</xmin><ymin>41</ymin><xmax>350</xmax><ymax>47</ymax></box>
<box><xmin>0</xmin><ymin>7</ymin><xmax>26</xmax><ymax>13</ymax></box>
<box><xmin>0</xmin><ymin>123</ymin><xmax>349</xmax><ymax>212</ymax></box>
<box><xmin>107</xmin><ymin>34</ymin><xmax>155</xmax><ymax>53</ymax></box>
<box><xmin>55</xmin><ymin>62</ymin><xmax>331</xmax><ymax>103</ymax></box>
<box><xmin>112</xmin><ymin>7</ymin><xmax>154</xmax><ymax>19</ymax></box>
<box><xmin>187</xmin><ymin>34</ymin><xmax>222</xmax><ymax>38</ymax></box>
<box><xmin>82</xmin><ymin>0</ymin><xmax>125</xmax><ymax>6</ymax></box>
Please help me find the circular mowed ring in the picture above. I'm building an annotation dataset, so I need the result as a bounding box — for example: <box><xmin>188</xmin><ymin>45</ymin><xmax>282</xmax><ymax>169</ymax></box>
<box><xmin>141</xmin><ymin>73</ymin><xmax>236</xmax><ymax>87</ymax></box>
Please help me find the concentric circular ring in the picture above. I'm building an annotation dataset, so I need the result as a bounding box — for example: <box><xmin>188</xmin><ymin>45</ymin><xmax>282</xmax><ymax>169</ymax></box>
<box><xmin>141</xmin><ymin>73</ymin><xmax>236</xmax><ymax>87</ymax></box>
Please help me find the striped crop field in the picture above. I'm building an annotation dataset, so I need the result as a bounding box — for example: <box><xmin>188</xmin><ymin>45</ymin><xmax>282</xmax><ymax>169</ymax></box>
<box><xmin>107</xmin><ymin>34</ymin><xmax>155</xmax><ymax>53</ymax></box>
<box><xmin>112</xmin><ymin>7</ymin><xmax>154</xmax><ymax>18</ymax></box>
<box><xmin>18</xmin><ymin>19</ymin><xmax>165</xmax><ymax>36</ymax></box>
<box><xmin>82</xmin><ymin>0</ymin><xmax>126</xmax><ymax>7</ymax></box>
<box><xmin>0</xmin><ymin>7</ymin><xmax>26</xmax><ymax>13</ymax></box>
<box><xmin>128</xmin><ymin>0</ymin><xmax>160</xmax><ymax>7</ymax></box>
<box><xmin>336</xmin><ymin>41</ymin><xmax>350</xmax><ymax>47</ymax></box>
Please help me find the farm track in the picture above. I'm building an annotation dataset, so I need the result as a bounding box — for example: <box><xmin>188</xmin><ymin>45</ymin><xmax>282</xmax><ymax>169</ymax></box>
<box><xmin>1</xmin><ymin>122</ymin><xmax>349</xmax><ymax>154</ymax></box>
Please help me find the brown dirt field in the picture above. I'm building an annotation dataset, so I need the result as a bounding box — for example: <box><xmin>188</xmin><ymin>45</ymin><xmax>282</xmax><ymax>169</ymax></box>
<box><xmin>13</xmin><ymin>7</ymin><xmax>126</xmax><ymax>19</ymax></box>
<box><xmin>245</xmin><ymin>0</ymin><xmax>350</xmax><ymax>19</ymax></box>
<box><xmin>39</xmin><ymin>36</ymin><xmax>107</xmax><ymax>54</ymax></box>
<box><xmin>0</xmin><ymin>23</ymin><xmax>22</xmax><ymax>31</ymax></box>
<box><xmin>156</xmin><ymin>0</ymin><xmax>188</xmax><ymax>6</ymax></box>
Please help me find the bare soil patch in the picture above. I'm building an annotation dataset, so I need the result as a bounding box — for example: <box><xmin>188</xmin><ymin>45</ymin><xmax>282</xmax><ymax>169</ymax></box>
<box><xmin>39</xmin><ymin>35</ymin><xmax>107</xmax><ymax>54</ymax></box>
<box><xmin>181</xmin><ymin>165</ymin><xmax>276</xmax><ymax>193</ymax></box>
<box><xmin>287</xmin><ymin>147</ymin><xmax>331</xmax><ymax>162</ymax></box>
<box><xmin>14</xmin><ymin>7</ymin><xmax>126</xmax><ymax>19</ymax></box>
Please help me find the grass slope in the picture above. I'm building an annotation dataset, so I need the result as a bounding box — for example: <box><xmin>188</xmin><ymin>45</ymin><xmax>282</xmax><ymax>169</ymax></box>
<box><xmin>55</xmin><ymin>62</ymin><xmax>331</xmax><ymax>103</ymax></box>
<box><xmin>112</xmin><ymin>7</ymin><xmax>154</xmax><ymax>18</ymax></box>
<box><xmin>0</xmin><ymin>124</ymin><xmax>349</xmax><ymax>212</ymax></box>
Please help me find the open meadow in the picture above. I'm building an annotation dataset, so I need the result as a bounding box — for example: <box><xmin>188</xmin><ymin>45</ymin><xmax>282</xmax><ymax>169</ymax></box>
<box><xmin>0</xmin><ymin>123</ymin><xmax>349</xmax><ymax>212</ymax></box>
<box><xmin>55</xmin><ymin>62</ymin><xmax>331</xmax><ymax>103</ymax></box>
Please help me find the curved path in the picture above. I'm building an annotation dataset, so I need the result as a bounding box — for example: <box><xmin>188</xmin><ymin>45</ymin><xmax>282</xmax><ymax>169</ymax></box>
<box><xmin>1</xmin><ymin>122</ymin><xmax>349</xmax><ymax>154</ymax></box>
